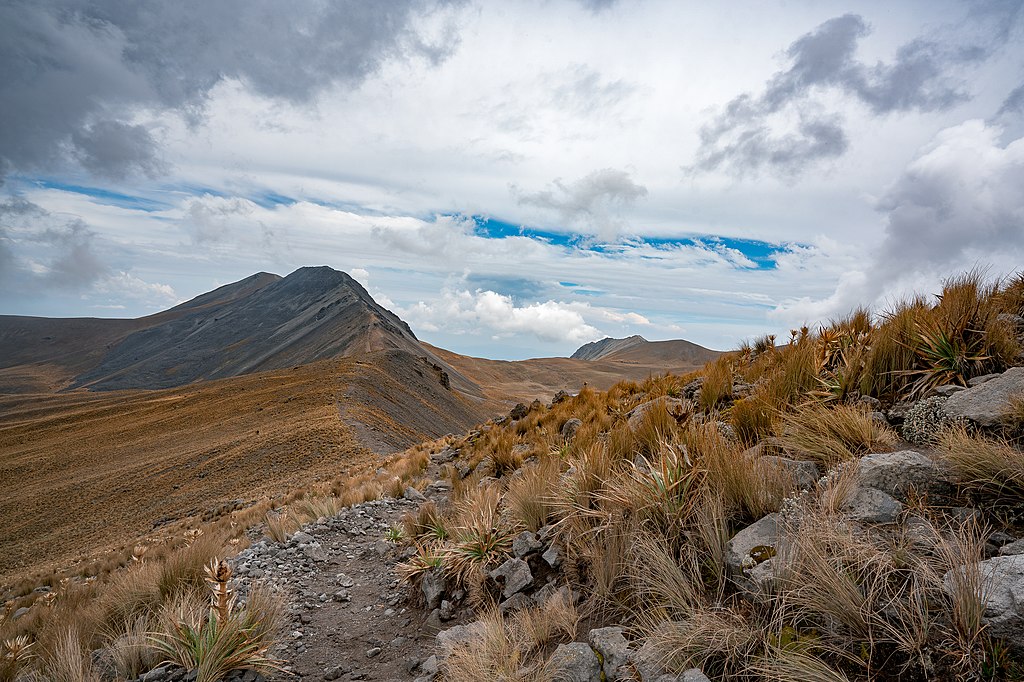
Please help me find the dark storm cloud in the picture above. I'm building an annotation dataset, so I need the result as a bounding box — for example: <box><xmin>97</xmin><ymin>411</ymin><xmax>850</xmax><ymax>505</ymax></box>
<box><xmin>0</xmin><ymin>196</ymin><xmax>109</xmax><ymax>292</ymax></box>
<box><xmin>691</xmin><ymin>13</ymin><xmax>1000</xmax><ymax>178</ymax></box>
<box><xmin>0</xmin><ymin>0</ymin><xmax>465</xmax><ymax>182</ymax></box>
<box><xmin>513</xmin><ymin>168</ymin><xmax>648</xmax><ymax>238</ymax></box>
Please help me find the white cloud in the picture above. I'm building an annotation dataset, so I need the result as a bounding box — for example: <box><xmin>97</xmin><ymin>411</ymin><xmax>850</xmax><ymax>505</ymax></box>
<box><xmin>399</xmin><ymin>288</ymin><xmax>603</xmax><ymax>344</ymax></box>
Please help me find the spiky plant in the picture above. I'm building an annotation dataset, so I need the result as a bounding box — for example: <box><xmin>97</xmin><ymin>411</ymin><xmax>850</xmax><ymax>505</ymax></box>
<box><xmin>203</xmin><ymin>559</ymin><xmax>234</xmax><ymax>625</ymax></box>
<box><xmin>150</xmin><ymin>587</ymin><xmax>283</xmax><ymax>682</ymax></box>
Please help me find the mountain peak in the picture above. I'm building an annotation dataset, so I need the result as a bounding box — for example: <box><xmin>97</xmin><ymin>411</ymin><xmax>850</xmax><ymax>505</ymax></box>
<box><xmin>70</xmin><ymin>266</ymin><xmax>425</xmax><ymax>390</ymax></box>
<box><xmin>571</xmin><ymin>335</ymin><xmax>648</xmax><ymax>360</ymax></box>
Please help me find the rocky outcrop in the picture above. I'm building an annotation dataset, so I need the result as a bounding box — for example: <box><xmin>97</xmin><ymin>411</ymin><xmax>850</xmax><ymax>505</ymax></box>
<box><xmin>943</xmin><ymin>367</ymin><xmax>1024</xmax><ymax>427</ymax></box>
<box><xmin>725</xmin><ymin>513</ymin><xmax>781</xmax><ymax>593</ymax></box>
<box><xmin>944</xmin><ymin>554</ymin><xmax>1024</xmax><ymax>644</ymax></box>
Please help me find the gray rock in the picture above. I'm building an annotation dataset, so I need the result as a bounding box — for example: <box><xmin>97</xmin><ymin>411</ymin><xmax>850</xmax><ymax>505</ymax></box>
<box><xmin>841</xmin><ymin>487</ymin><xmax>903</xmax><ymax>524</ymax></box>
<box><xmin>543</xmin><ymin>545</ymin><xmax>563</xmax><ymax>568</ymax></box>
<box><xmin>1000</xmin><ymin>539</ymin><xmax>1024</xmax><ymax>556</ymax></box>
<box><xmin>513</xmin><ymin>530</ymin><xmax>543</xmax><ymax>558</ymax></box>
<box><xmin>858</xmin><ymin>395</ymin><xmax>882</xmax><ymax>410</ymax></box>
<box><xmin>969</xmin><ymin>373</ymin><xmax>1003</xmax><ymax>387</ymax></box>
<box><xmin>869</xmin><ymin>411</ymin><xmax>889</xmax><ymax>427</ymax></box>
<box><xmin>547</xmin><ymin>642</ymin><xmax>601</xmax><ymax>682</ymax></box>
<box><xmin>725</xmin><ymin>513</ymin><xmax>781</xmax><ymax>593</ymax></box>
<box><xmin>561</xmin><ymin>418</ymin><xmax>583</xmax><ymax>442</ymax></box>
<box><xmin>627</xmin><ymin>397</ymin><xmax>688</xmax><ymax>431</ymax></box>
<box><xmin>140</xmin><ymin>665</ymin><xmax>174</xmax><ymax>682</ymax></box>
<box><xmin>932</xmin><ymin>384</ymin><xmax>966</xmax><ymax>397</ymax></box>
<box><xmin>302</xmin><ymin>542</ymin><xmax>327</xmax><ymax>562</ymax></box>
<box><xmin>430</xmin><ymin>448</ymin><xmax>456</xmax><ymax>464</ymax></box>
<box><xmin>943</xmin><ymin>367</ymin><xmax>1024</xmax><ymax>427</ymax></box>
<box><xmin>533</xmin><ymin>582</ymin><xmax>572</xmax><ymax>608</ymax></box>
<box><xmin>435</xmin><ymin>622</ymin><xmax>487</xmax><ymax>661</ymax></box>
<box><xmin>439</xmin><ymin>599</ymin><xmax>456</xmax><ymax>621</ymax></box>
<box><xmin>682</xmin><ymin>671</ymin><xmax>712</xmax><ymax>682</ymax></box>
<box><xmin>12</xmin><ymin>606</ymin><xmax>30</xmax><ymax>620</ymax></box>
<box><xmin>490</xmin><ymin>558</ymin><xmax>534</xmax><ymax>598</ymax></box>
<box><xmin>589</xmin><ymin>627</ymin><xmax>630</xmax><ymax>680</ymax></box>
<box><xmin>499</xmin><ymin>592</ymin><xmax>535</xmax><ymax>615</ymax></box>
<box><xmin>366</xmin><ymin>647</ymin><xmax>382</xmax><ymax>658</ymax></box>
<box><xmin>631</xmin><ymin>638</ymin><xmax>667</xmax><ymax>682</ymax></box>
<box><xmin>292</xmin><ymin>531</ymin><xmax>314</xmax><ymax>545</ymax></box>
<box><xmin>404</xmin><ymin>486</ymin><xmax>426</xmax><ymax>502</ymax></box>
<box><xmin>510</xmin><ymin>403</ymin><xmax>529</xmax><ymax>420</ymax></box>
<box><xmin>654</xmin><ymin>672</ymin><xmax>712</xmax><ymax>682</ymax></box>
<box><xmin>421</xmin><ymin>570</ymin><xmax>446</xmax><ymax>610</ymax></box>
<box><xmin>761</xmin><ymin>455</ymin><xmax>820</xmax><ymax>490</ymax></box>
<box><xmin>944</xmin><ymin>554</ymin><xmax>1024</xmax><ymax>642</ymax></box>
<box><xmin>857</xmin><ymin>450</ymin><xmax>947</xmax><ymax>500</ymax></box>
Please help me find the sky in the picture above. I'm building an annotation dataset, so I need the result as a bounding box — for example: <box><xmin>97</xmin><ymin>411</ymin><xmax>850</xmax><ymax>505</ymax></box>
<box><xmin>1</xmin><ymin>0</ymin><xmax>1023</xmax><ymax>360</ymax></box>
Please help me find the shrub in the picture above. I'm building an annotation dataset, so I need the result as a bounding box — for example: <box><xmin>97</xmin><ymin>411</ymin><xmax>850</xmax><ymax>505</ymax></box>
<box><xmin>900</xmin><ymin>396</ymin><xmax>964</xmax><ymax>446</ymax></box>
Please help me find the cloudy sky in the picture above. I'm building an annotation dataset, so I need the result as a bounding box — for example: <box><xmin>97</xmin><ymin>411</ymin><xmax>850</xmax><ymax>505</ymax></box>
<box><xmin>1</xmin><ymin>0</ymin><xmax>1023</xmax><ymax>359</ymax></box>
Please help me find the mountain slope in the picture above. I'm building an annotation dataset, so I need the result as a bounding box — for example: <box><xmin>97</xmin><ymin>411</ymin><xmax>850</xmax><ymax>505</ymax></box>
<box><xmin>69</xmin><ymin>266</ymin><xmax>467</xmax><ymax>391</ymax></box>
<box><xmin>570</xmin><ymin>335</ymin><xmax>647</xmax><ymax>360</ymax></box>
<box><xmin>571</xmin><ymin>335</ymin><xmax>720</xmax><ymax>365</ymax></box>
<box><xmin>0</xmin><ymin>351</ymin><xmax>486</xmax><ymax>583</ymax></box>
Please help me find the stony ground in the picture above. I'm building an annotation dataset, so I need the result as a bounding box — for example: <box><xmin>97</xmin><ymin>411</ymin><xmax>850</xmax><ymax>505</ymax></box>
<box><xmin>231</xmin><ymin>470</ymin><xmax>458</xmax><ymax>682</ymax></box>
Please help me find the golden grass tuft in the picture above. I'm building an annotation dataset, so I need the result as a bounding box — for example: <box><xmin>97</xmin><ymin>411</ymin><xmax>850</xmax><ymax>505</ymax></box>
<box><xmin>505</xmin><ymin>458</ymin><xmax>560</xmax><ymax>532</ymax></box>
<box><xmin>698</xmin><ymin>356</ymin><xmax>734</xmax><ymax>412</ymax></box>
<box><xmin>776</xmin><ymin>403</ymin><xmax>896</xmax><ymax>467</ymax></box>
<box><xmin>937</xmin><ymin>426</ymin><xmax>1024</xmax><ymax>500</ymax></box>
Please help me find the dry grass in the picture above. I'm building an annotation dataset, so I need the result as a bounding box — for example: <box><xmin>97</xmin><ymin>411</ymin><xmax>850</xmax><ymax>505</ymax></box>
<box><xmin>693</xmin><ymin>424</ymin><xmax>792</xmax><ymax>521</ymax></box>
<box><xmin>698</xmin><ymin>356</ymin><xmax>734</xmax><ymax>412</ymax></box>
<box><xmin>776</xmin><ymin>403</ymin><xmax>897</xmax><ymax>467</ymax></box>
<box><xmin>729</xmin><ymin>393</ymin><xmax>778</xmax><ymax>447</ymax></box>
<box><xmin>647</xmin><ymin>607</ymin><xmax>764</xmax><ymax>678</ymax></box>
<box><xmin>440</xmin><ymin>595</ymin><xmax>580</xmax><ymax>682</ymax></box>
<box><xmin>505</xmin><ymin>458</ymin><xmax>560</xmax><ymax>532</ymax></box>
<box><xmin>938</xmin><ymin>426</ymin><xmax>1024</xmax><ymax>500</ymax></box>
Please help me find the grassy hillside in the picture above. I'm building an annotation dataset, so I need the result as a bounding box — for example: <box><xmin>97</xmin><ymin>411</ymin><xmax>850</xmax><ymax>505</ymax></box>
<box><xmin>3</xmin><ymin>270</ymin><xmax>1023</xmax><ymax>682</ymax></box>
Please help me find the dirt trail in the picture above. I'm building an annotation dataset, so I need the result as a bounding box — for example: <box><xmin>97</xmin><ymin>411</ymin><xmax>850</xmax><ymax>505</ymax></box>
<box><xmin>232</xmin><ymin>466</ymin><xmax>455</xmax><ymax>682</ymax></box>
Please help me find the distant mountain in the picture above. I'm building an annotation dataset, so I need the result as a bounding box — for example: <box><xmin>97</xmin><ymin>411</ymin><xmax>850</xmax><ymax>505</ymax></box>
<box><xmin>0</xmin><ymin>266</ymin><xmax>474</xmax><ymax>394</ymax></box>
<box><xmin>571</xmin><ymin>335</ymin><xmax>719</xmax><ymax>365</ymax></box>
<box><xmin>571</xmin><ymin>335</ymin><xmax>648</xmax><ymax>360</ymax></box>
<box><xmin>69</xmin><ymin>266</ymin><xmax>463</xmax><ymax>391</ymax></box>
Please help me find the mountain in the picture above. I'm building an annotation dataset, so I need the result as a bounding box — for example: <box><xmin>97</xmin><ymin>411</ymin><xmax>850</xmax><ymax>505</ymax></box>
<box><xmin>571</xmin><ymin>335</ymin><xmax>720</xmax><ymax>365</ymax></box>
<box><xmin>69</xmin><ymin>266</ymin><xmax>450</xmax><ymax>391</ymax></box>
<box><xmin>571</xmin><ymin>335</ymin><xmax>648</xmax><ymax>360</ymax></box>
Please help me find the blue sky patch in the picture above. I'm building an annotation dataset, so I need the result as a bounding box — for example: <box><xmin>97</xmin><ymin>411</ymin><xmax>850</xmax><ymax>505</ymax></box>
<box><xmin>34</xmin><ymin>179</ymin><xmax>169</xmax><ymax>212</ymax></box>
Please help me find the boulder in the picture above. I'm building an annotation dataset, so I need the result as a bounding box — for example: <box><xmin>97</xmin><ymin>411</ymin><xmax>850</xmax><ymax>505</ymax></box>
<box><xmin>499</xmin><ymin>592</ymin><xmax>535</xmax><ymax>615</ymax></box>
<box><xmin>512</xmin><ymin>530</ymin><xmax>543</xmax><ymax>558</ymax></box>
<box><xmin>944</xmin><ymin>554</ymin><xmax>1024</xmax><ymax>643</ymax></box>
<box><xmin>655</xmin><ymin>672</ymin><xmax>712</xmax><ymax>682</ymax></box>
<box><xmin>489</xmin><ymin>558</ymin><xmax>533</xmax><ymax>598</ymax></box>
<box><xmin>435</xmin><ymin>621</ymin><xmax>487</xmax><ymax>661</ymax></box>
<box><xmin>630</xmin><ymin>638</ymin><xmax>668</xmax><ymax>682</ymax></box>
<box><xmin>561</xmin><ymin>418</ymin><xmax>584</xmax><ymax>442</ymax></box>
<box><xmin>942</xmin><ymin>367</ymin><xmax>1024</xmax><ymax>427</ymax></box>
<box><xmin>510</xmin><ymin>403</ymin><xmax>529</xmax><ymax>420</ymax></box>
<box><xmin>760</xmin><ymin>455</ymin><xmax>820</xmax><ymax>490</ymax></box>
<box><xmin>627</xmin><ymin>397</ymin><xmax>689</xmax><ymax>431</ymax></box>
<box><xmin>589</xmin><ymin>627</ymin><xmax>630</xmax><ymax>680</ymax></box>
<box><xmin>857</xmin><ymin>450</ymin><xmax>947</xmax><ymax>500</ymax></box>
<box><xmin>841</xmin><ymin>487</ymin><xmax>902</xmax><ymax>524</ymax></box>
<box><xmin>725</xmin><ymin>513</ymin><xmax>781</xmax><ymax>593</ymax></box>
<box><xmin>547</xmin><ymin>642</ymin><xmax>601</xmax><ymax>682</ymax></box>
<box><xmin>404</xmin><ymin>486</ymin><xmax>426</xmax><ymax>502</ymax></box>
<box><xmin>931</xmin><ymin>384</ymin><xmax>966</xmax><ymax>397</ymax></box>
<box><xmin>421</xmin><ymin>570</ymin><xmax>445</xmax><ymax>610</ymax></box>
